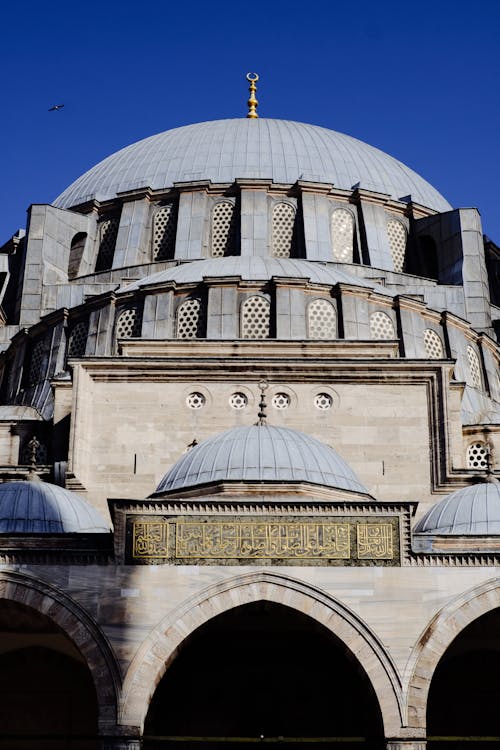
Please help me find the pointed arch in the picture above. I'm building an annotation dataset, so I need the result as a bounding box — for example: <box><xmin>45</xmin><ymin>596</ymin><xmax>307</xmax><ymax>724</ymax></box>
<box><xmin>121</xmin><ymin>571</ymin><xmax>403</xmax><ymax>734</ymax></box>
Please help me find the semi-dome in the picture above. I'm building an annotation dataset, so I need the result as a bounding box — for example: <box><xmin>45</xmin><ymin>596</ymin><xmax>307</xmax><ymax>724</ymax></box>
<box><xmin>54</xmin><ymin>118</ymin><xmax>451</xmax><ymax>213</ymax></box>
<box><xmin>414</xmin><ymin>481</ymin><xmax>500</xmax><ymax>535</ymax></box>
<box><xmin>0</xmin><ymin>480</ymin><xmax>110</xmax><ymax>533</ymax></box>
<box><xmin>153</xmin><ymin>424</ymin><xmax>369</xmax><ymax>496</ymax></box>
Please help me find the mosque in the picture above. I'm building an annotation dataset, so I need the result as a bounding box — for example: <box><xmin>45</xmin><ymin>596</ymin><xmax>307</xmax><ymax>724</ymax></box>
<box><xmin>0</xmin><ymin>74</ymin><xmax>500</xmax><ymax>749</ymax></box>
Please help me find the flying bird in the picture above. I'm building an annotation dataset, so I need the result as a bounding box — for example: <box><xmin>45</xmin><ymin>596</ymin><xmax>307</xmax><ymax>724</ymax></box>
<box><xmin>48</xmin><ymin>104</ymin><xmax>64</xmax><ymax>111</ymax></box>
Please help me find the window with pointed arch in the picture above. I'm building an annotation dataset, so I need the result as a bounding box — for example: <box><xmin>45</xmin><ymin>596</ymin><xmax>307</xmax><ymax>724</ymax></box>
<box><xmin>152</xmin><ymin>202</ymin><xmax>178</xmax><ymax>261</ymax></box>
<box><xmin>240</xmin><ymin>296</ymin><xmax>271</xmax><ymax>339</ymax></box>
<box><xmin>272</xmin><ymin>202</ymin><xmax>296</xmax><ymax>258</ymax></box>
<box><xmin>211</xmin><ymin>201</ymin><xmax>237</xmax><ymax>257</ymax></box>
<box><xmin>369</xmin><ymin>310</ymin><xmax>395</xmax><ymax>340</ymax></box>
<box><xmin>307</xmin><ymin>298</ymin><xmax>337</xmax><ymax>339</ymax></box>
<box><xmin>331</xmin><ymin>208</ymin><xmax>355</xmax><ymax>263</ymax></box>
<box><xmin>467</xmin><ymin>345</ymin><xmax>482</xmax><ymax>388</ymax></box>
<box><xmin>95</xmin><ymin>212</ymin><xmax>120</xmax><ymax>272</ymax></box>
<box><xmin>116</xmin><ymin>306</ymin><xmax>143</xmax><ymax>339</ymax></box>
<box><xmin>176</xmin><ymin>298</ymin><xmax>205</xmax><ymax>339</ymax></box>
<box><xmin>387</xmin><ymin>219</ymin><xmax>407</xmax><ymax>273</ymax></box>
<box><xmin>423</xmin><ymin>329</ymin><xmax>444</xmax><ymax>359</ymax></box>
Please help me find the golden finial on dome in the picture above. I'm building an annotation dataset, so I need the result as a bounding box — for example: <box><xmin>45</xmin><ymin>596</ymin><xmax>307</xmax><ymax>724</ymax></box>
<box><xmin>246</xmin><ymin>72</ymin><xmax>259</xmax><ymax>119</ymax></box>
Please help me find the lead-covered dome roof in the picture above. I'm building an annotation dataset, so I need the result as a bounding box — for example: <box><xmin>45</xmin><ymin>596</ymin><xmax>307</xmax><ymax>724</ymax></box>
<box><xmin>54</xmin><ymin>118</ymin><xmax>451</xmax><ymax>212</ymax></box>
<box><xmin>414</xmin><ymin>481</ymin><xmax>500</xmax><ymax>535</ymax></box>
<box><xmin>0</xmin><ymin>480</ymin><xmax>110</xmax><ymax>533</ymax></box>
<box><xmin>153</xmin><ymin>424</ymin><xmax>369</xmax><ymax>496</ymax></box>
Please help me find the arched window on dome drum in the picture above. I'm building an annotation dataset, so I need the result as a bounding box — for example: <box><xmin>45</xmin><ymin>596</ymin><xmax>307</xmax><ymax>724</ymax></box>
<box><xmin>153</xmin><ymin>202</ymin><xmax>178</xmax><ymax>261</ymax></box>
<box><xmin>466</xmin><ymin>440</ymin><xmax>489</xmax><ymax>469</ymax></box>
<box><xmin>272</xmin><ymin>202</ymin><xmax>296</xmax><ymax>258</ymax></box>
<box><xmin>67</xmin><ymin>319</ymin><xmax>89</xmax><ymax>359</ymax></box>
<box><xmin>116</xmin><ymin>306</ymin><xmax>143</xmax><ymax>339</ymax></box>
<box><xmin>387</xmin><ymin>219</ymin><xmax>407</xmax><ymax>273</ymax></box>
<box><xmin>331</xmin><ymin>208</ymin><xmax>355</xmax><ymax>263</ymax></box>
<box><xmin>176</xmin><ymin>298</ymin><xmax>205</xmax><ymax>339</ymax></box>
<box><xmin>95</xmin><ymin>212</ymin><xmax>120</xmax><ymax>272</ymax></box>
<box><xmin>211</xmin><ymin>201</ymin><xmax>237</xmax><ymax>257</ymax></box>
<box><xmin>423</xmin><ymin>328</ymin><xmax>444</xmax><ymax>359</ymax></box>
<box><xmin>369</xmin><ymin>310</ymin><xmax>395</xmax><ymax>340</ymax></box>
<box><xmin>467</xmin><ymin>345</ymin><xmax>482</xmax><ymax>389</ymax></box>
<box><xmin>240</xmin><ymin>296</ymin><xmax>271</xmax><ymax>339</ymax></box>
<box><xmin>68</xmin><ymin>232</ymin><xmax>87</xmax><ymax>279</ymax></box>
<box><xmin>307</xmin><ymin>299</ymin><xmax>337</xmax><ymax>339</ymax></box>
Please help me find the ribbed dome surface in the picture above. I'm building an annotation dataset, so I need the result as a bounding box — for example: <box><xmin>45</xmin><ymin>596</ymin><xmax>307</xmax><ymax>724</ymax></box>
<box><xmin>414</xmin><ymin>481</ymin><xmax>500</xmax><ymax>535</ymax></box>
<box><xmin>154</xmin><ymin>424</ymin><xmax>368</xmax><ymax>495</ymax></box>
<box><xmin>54</xmin><ymin>119</ymin><xmax>451</xmax><ymax>212</ymax></box>
<box><xmin>0</xmin><ymin>480</ymin><xmax>110</xmax><ymax>533</ymax></box>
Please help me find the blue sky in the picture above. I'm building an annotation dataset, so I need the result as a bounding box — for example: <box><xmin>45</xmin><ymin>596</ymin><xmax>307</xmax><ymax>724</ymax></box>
<box><xmin>1</xmin><ymin>0</ymin><xmax>499</xmax><ymax>243</ymax></box>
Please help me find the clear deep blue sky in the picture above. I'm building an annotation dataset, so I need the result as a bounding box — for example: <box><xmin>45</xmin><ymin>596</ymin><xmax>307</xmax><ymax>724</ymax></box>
<box><xmin>1</xmin><ymin>0</ymin><xmax>499</xmax><ymax>243</ymax></box>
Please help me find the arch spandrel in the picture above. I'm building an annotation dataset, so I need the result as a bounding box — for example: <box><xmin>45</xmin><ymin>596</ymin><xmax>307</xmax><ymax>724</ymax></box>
<box><xmin>120</xmin><ymin>571</ymin><xmax>403</xmax><ymax>735</ymax></box>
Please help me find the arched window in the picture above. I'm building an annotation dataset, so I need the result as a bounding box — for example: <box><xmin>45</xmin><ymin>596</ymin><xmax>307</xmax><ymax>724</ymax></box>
<box><xmin>240</xmin><ymin>296</ymin><xmax>271</xmax><ymax>338</ymax></box>
<box><xmin>68</xmin><ymin>232</ymin><xmax>87</xmax><ymax>279</ymax></box>
<box><xmin>387</xmin><ymin>219</ymin><xmax>407</xmax><ymax>273</ymax></box>
<box><xmin>67</xmin><ymin>320</ymin><xmax>89</xmax><ymax>358</ymax></box>
<box><xmin>176</xmin><ymin>298</ymin><xmax>204</xmax><ymax>339</ymax></box>
<box><xmin>467</xmin><ymin>345</ymin><xmax>482</xmax><ymax>388</ymax></box>
<box><xmin>95</xmin><ymin>214</ymin><xmax>120</xmax><ymax>271</ymax></box>
<box><xmin>307</xmin><ymin>299</ymin><xmax>337</xmax><ymax>339</ymax></box>
<box><xmin>331</xmin><ymin>208</ymin><xmax>355</xmax><ymax>262</ymax></box>
<box><xmin>272</xmin><ymin>202</ymin><xmax>296</xmax><ymax>258</ymax></box>
<box><xmin>423</xmin><ymin>329</ymin><xmax>444</xmax><ymax>359</ymax></box>
<box><xmin>369</xmin><ymin>311</ymin><xmax>395</xmax><ymax>340</ymax></box>
<box><xmin>466</xmin><ymin>441</ymin><xmax>489</xmax><ymax>469</ymax></box>
<box><xmin>27</xmin><ymin>338</ymin><xmax>47</xmax><ymax>386</ymax></box>
<box><xmin>211</xmin><ymin>201</ymin><xmax>237</xmax><ymax>257</ymax></box>
<box><xmin>116</xmin><ymin>306</ymin><xmax>142</xmax><ymax>339</ymax></box>
<box><xmin>153</xmin><ymin>203</ymin><xmax>178</xmax><ymax>261</ymax></box>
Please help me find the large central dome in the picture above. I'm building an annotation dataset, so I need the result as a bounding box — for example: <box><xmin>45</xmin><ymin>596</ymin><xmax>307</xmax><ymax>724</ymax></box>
<box><xmin>54</xmin><ymin>118</ymin><xmax>451</xmax><ymax>212</ymax></box>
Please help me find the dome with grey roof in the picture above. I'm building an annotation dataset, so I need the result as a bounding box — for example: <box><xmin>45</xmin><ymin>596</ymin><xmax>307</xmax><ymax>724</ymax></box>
<box><xmin>153</xmin><ymin>424</ymin><xmax>369</xmax><ymax>496</ymax></box>
<box><xmin>0</xmin><ymin>480</ymin><xmax>110</xmax><ymax>533</ymax></box>
<box><xmin>414</xmin><ymin>481</ymin><xmax>500</xmax><ymax>535</ymax></box>
<box><xmin>54</xmin><ymin>118</ymin><xmax>451</xmax><ymax>212</ymax></box>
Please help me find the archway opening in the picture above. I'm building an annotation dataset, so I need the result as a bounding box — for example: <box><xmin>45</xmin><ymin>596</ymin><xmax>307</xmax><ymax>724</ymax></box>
<box><xmin>427</xmin><ymin>607</ymin><xmax>500</xmax><ymax>749</ymax></box>
<box><xmin>0</xmin><ymin>599</ymin><xmax>98</xmax><ymax>749</ymax></box>
<box><xmin>144</xmin><ymin>601</ymin><xmax>384</xmax><ymax>750</ymax></box>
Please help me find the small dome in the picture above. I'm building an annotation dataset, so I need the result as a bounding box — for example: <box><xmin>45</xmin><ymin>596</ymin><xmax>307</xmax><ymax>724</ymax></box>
<box><xmin>414</xmin><ymin>481</ymin><xmax>500</xmax><ymax>535</ymax></box>
<box><xmin>0</xmin><ymin>480</ymin><xmax>110</xmax><ymax>533</ymax></box>
<box><xmin>153</xmin><ymin>424</ymin><xmax>368</xmax><ymax>496</ymax></box>
<box><xmin>54</xmin><ymin>118</ymin><xmax>451</xmax><ymax>212</ymax></box>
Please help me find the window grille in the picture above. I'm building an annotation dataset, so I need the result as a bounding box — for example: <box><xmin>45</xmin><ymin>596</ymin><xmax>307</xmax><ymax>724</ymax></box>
<box><xmin>467</xmin><ymin>345</ymin><xmax>482</xmax><ymax>388</ymax></box>
<box><xmin>240</xmin><ymin>296</ymin><xmax>271</xmax><ymax>339</ymax></box>
<box><xmin>28</xmin><ymin>339</ymin><xmax>46</xmax><ymax>385</ymax></box>
<box><xmin>211</xmin><ymin>201</ymin><xmax>236</xmax><ymax>257</ymax></box>
<box><xmin>272</xmin><ymin>393</ymin><xmax>290</xmax><ymax>409</ymax></box>
<box><xmin>272</xmin><ymin>202</ymin><xmax>296</xmax><ymax>258</ymax></box>
<box><xmin>331</xmin><ymin>209</ymin><xmax>355</xmax><ymax>262</ymax></box>
<box><xmin>67</xmin><ymin>320</ymin><xmax>89</xmax><ymax>358</ymax></box>
<box><xmin>116</xmin><ymin>307</ymin><xmax>142</xmax><ymax>339</ymax></box>
<box><xmin>20</xmin><ymin>438</ymin><xmax>48</xmax><ymax>465</ymax></box>
<box><xmin>369</xmin><ymin>311</ymin><xmax>395</xmax><ymax>340</ymax></box>
<box><xmin>466</xmin><ymin>441</ymin><xmax>489</xmax><ymax>469</ymax></box>
<box><xmin>229</xmin><ymin>392</ymin><xmax>248</xmax><ymax>410</ymax></box>
<box><xmin>176</xmin><ymin>298</ymin><xmax>204</xmax><ymax>339</ymax></box>
<box><xmin>423</xmin><ymin>329</ymin><xmax>444</xmax><ymax>359</ymax></box>
<box><xmin>314</xmin><ymin>393</ymin><xmax>333</xmax><ymax>410</ymax></box>
<box><xmin>95</xmin><ymin>216</ymin><xmax>119</xmax><ymax>271</ymax></box>
<box><xmin>153</xmin><ymin>203</ymin><xmax>177</xmax><ymax>260</ymax></box>
<box><xmin>387</xmin><ymin>219</ymin><xmax>407</xmax><ymax>273</ymax></box>
<box><xmin>186</xmin><ymin>392</ymin><xmax>205</xmax><ymax>409</ymax></box>
<box><xmin>68</xmin><ymin>232</ymin><xmax>87</xmax><ymax>279</ymax></box>
<box><xmin>308</xmin><ymin>299</ymin><xmax>337</xmax><ymax>339</ymax></box>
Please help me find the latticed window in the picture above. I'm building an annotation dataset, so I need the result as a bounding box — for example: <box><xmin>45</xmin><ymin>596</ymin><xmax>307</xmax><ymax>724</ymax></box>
<box><xmin>116</xmin><ymin>307</ymin><xmax>142</xmax><ymax>339</ymax></box>
<box><xmin>272</xmin><ymin>392</ymin><xmax>290</xmax><ymax>409</ymax></box>
<box><xmin>466</xmin><ymin>441</ymin><xmax>489</xmax><ymax>469</ymax></box>
<box><xmin>67</xmin><ymin>320</ymin><xmax>89</xmax><ymax>358</ymax></box>
<box><xmin>153</xmin><ymin>203</ymin><xmax>177</xmax><ymax>260</ymax></box>
<box><xmin>211</xmin><ymin>201</ymin><xmax>237</xmax><ymax>257</ymax></box>
<box><xmin>28</xmin><ymin>339</ymin><xmax>46</xmax><ymax>385</ymax></box>
<box><xmin>20</xmin><ymin>438</ymin><xmax>48</xmax><ymax>466</ymax></box>
<box><xmin>229</xmin><ymin>392</ymin><xmax>248</xmax><ymax>409</ymax></box>
<box><xmin>423</xmin><ymin>329</ymin><xmax>444</xmax><ymax>359</ymax></box>
<box><xmin>176</xmin><ymin>298</ymin><xmax>204</xmax><ymax>339</ymax></box>
<box><xmin>186</xmin><ymin>392</ymin><xmax>205</xmax><ymax>409</ymax></box>
<box><xmin>95</xmin><ymin>215</ymin><xmax>120</xmax><ymax>271</ymax></box>
<box><xmin>331</xmin><ymin>208</ymin><xmax>355</xmax><ymax>262</ymax></box>
<box><xmin>387</xmin><ymin>219</ymin><xmax>407</xmax><ymax>273</ymax></box>
<box><xmin>272</xmin><ymin>202</ymin><xmax>296</xmax><ymax>258</ymax></box>
<box><xmin>314</xmin><ymin>393</ymin><xmax>333</xmax><ymax>410</ymax></box>
<box><xmin>467</xmin><ymin>345</ymin><xmax>482</xmax><ymax>388</ymax></box>
<box><xmin>240</xmin><ymin>296</ymin><xmax>271</xmax><ymax>339</ymax></box>
<box><xmin>308</xmin><ymin>299</ymin><xmax>337</xmax><ymax>339</ymax></box>
<box><xmin>370</xmin><ymin>311</ymin><xmax>395</xmax><ymax>340</ymax></box>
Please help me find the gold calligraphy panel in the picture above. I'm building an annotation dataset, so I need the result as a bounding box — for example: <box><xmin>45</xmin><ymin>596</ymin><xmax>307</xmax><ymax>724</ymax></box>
<box><xmin>357</xmin><ymin>523</ymin><xmax>393</xmax><ymax>559</ymax></box>
<box><xmin>132</xmin><ymin>521</ymin><xmax>169</xmax><ymax>559</ymax></box>
<box><xmin>175</xmin><ymin>521</ymin><xmax>350</xmax><ymax>559</ymax></box>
